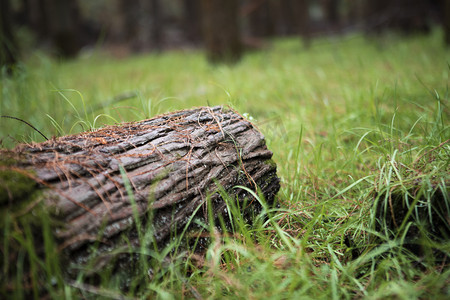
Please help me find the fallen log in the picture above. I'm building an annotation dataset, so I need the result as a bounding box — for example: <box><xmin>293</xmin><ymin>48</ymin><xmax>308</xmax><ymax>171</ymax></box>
<box><xmin>1</xmin><ymin>106</ymin><xmax>279</xmax><ymax>289</ymax></box>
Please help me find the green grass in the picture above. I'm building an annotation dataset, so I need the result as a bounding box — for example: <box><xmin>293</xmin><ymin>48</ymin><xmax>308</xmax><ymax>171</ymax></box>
<box><xmin>1</xmin><ymin>29</ymin><xmax>449</xmax><ymax>299</ymax></box>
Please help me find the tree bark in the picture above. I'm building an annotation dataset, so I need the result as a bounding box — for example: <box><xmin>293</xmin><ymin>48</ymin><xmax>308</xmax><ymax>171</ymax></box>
<box><xmin>1</xmin><ymin>106</ymin><xmax>279</xmax><ymax>280</ymax></box>
<box><xmin>201</xmin><ymin>0</ymin><xmax>243</xmax><ymax>63</ymax></box>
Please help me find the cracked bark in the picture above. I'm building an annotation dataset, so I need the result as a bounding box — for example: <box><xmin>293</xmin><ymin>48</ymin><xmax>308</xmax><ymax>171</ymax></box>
<box><xmin>1</xmin><ymin>106</ymin><xmax>280</xmax><ymax>273</ymax></box>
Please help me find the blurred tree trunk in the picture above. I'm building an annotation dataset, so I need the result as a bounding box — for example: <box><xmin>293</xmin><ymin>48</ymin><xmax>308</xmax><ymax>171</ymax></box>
<box><xmin>346</xmin><ymin>0</ymin><xmax>364</xmax><ymax>28</ymax></box>
<box><xmin>364</xmin><ymin>0</ymin><xmax>388</xmax><ymax>34</ymax></box>
<box><xmin>322</xmin><ymin>0</ymin><xmax>340</xmax><ymax>29</ymax></box>
<box><xmin>395</xmin><ymin>0</ymin><xmax>430</xmax><ymax>34</ymax></box>
<box><xmin>183</xmin><ymin>0</ymin><xmax>202</xmax><ymax>44</ymax></box>
<box><xmin>247</xmin><ymin>0</ymin><xmax>276</xmax><ymax>37</ymax></box>
<box><xmin>119</xmin><ymin>0</ymin><xmax>141</xmax><ymax>51</ymax></box>
<box><xmin>365</xmin><ymin>0</ymin><xmax>432</xmax><ymax>34</ymax></box>
<box><xmin>149</xmin><ymin>0</ymin><xmax>162</xmax><ymax>50</ymax></box>
<box><xmin>22</xmin><ymin>0</ymin><xmax>48</xmax><ymax>38</ymax></box>
<box><xmin>278</xmin><ymin>0</ymin><xmax>299</xmax><ymax>35</ymax></box>
<box><xmin>44</xmin><ymin>0</ymin><xmax>83</xmax><ymax>57</ymax></box>
<box><xmin>201</xmin><ymin>0</ymin><xmax>242</xmax><ymax>63</ymax></box>
<box><xmin>293</xmin><ymin>0</ymin><xmax>310</xmax><ymax>47</ymax></box>
<box><xmin>0</xmin><ymin>0</ymin><xmax>17</xmax><ymax>71</ymax></box>
<box><xmin>445</xmin><ymin>0</ymin><xmax>450</xmax><ymax>46</ymax></box>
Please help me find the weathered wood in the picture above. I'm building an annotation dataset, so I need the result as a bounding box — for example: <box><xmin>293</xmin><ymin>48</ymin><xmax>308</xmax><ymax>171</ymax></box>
<box><xmin>1</xmin><ymin>106</ymin><xmax>279</xmax><ymax>270</ymax></box>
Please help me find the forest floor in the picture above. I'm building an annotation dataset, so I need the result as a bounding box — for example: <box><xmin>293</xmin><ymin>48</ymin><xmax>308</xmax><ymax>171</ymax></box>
<box><xmin>1</xmin><ymin>29</ymin><xmax>449</xmax><ymax>299</ymax></box>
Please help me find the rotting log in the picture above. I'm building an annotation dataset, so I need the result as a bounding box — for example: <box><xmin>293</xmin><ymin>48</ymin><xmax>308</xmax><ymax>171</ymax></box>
<box><xmin>0</xmin><ymin>106</ymin><xmax>279</xmax><ymax>282</ymax></box>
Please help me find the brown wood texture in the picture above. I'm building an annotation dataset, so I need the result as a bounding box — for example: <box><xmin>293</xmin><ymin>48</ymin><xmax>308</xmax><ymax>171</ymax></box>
<box><xmin>3</xmin><ymin>106</ymin><xmax>279</xmax><ymax>265</ymax></box>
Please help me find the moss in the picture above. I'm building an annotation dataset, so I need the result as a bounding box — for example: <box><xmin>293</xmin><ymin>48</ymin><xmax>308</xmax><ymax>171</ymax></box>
<box><xmin>0</xmin><ymin>156</ymin><xmax>45</xmax><ymax>231</ymax></box>
<box><xmin>0</xmin><ymin>168</ymin><xmax>38</xmax><ymax>205</ymax></box>
<box><xmin>264</xmin><ymin>158</ymin><xmax>278</xmax><ymax>169</ymax></box>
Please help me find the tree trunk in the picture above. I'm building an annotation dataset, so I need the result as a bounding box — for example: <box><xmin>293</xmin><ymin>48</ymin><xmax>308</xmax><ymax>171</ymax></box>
<box><xmin>22</xmin><ymin>0</ymin><xmax>48</xmax><ymax>38</ymax></box>
<box><xmin>149</xmin><ymin>0</ymin><xmax>163</xmax><ymax>50</ymax></box>
<box><xmin>0</xmin><ymin>0</ymin><xmax>17</xmax><ymax>71</ymax></box>
<box><xmin>1</xmin><ymin>106</ymin><xmax>279</xmax><ymax>287</ymax></box>
<box><xmin>119</xmin><ymin>0</ymin><xmax>142</xmax><ymax>51</ymax></box>
<box><xmin>346</xmin><ymin>0</ymin><xmax>364</xmax><ymax>28</ymax></box>
<box><xmin>44</xmin><ymin>0</ymin><xmax>83</xmax><ymax>57</ymax></box>
<box><xmin>323</xmin><ymin>0</ymin><xmax>340</xmax><ymax>29</ymax></box>
<box><xmin>364</xmin><ymin>0</ymin><xmax>389</xmax><ymax>34</ymax></box>
<box><xmin>445</xmin><ymin>0</ymin><xmax>450</xmax><ymax>46</ymax></box>
<box><xmin>201</xmin><ymin>0</ymin><xmax>243</xmax><ymax>63</ymax></box>
<box><xmin>183</xmin><ymin>0</ymin><xmax>202</xmax><ymax>44</ymax></box>
<box><xmin>293</xmin><ymin>0</ymin><xmax>311</xmax><ymax>47</ymax></box>
<box><xmin>277</xmin><ymin>0</ymin><xmax>300</xmax><ymax>36</ymax></box>
<box><xmin>365</xmin><ymin>0</ymin><xmax>432</xmax><ymax>35</ymax></box>
<box><xmin>246</xmin><ymin>0</ymin><xmax>277</xmax><ymax>37</ymax></box>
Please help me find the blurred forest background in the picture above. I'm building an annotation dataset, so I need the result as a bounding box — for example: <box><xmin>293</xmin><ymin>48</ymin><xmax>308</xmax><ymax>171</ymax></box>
<box><xmin>1</xmin><ymin>2</ymin><xmax>449</xmax><ymax>297</ymax></box>
<box><xmin>1</xmin><ymin>0</ymin><xmax>450</xmax><ymax>68</ymax></box>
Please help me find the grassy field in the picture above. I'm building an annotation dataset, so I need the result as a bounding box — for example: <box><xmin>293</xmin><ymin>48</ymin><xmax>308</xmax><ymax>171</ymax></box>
<box><xmin>1</xmin><ymin>30</ymin><xmax>449</xmax><ymax>299</ymax></box>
